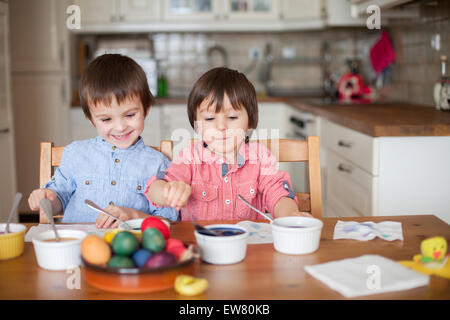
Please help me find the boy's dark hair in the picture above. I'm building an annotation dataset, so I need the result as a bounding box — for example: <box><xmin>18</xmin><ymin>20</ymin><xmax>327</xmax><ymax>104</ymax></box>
<box><xmin>187</xmin><ymin>67</ymin><xmax>258</xmax><ymax>129</ymax></box>
<box><xmin>79</xmin><ymin>54</ymin><xmax>153</xmax><ymax>120</ymax></box>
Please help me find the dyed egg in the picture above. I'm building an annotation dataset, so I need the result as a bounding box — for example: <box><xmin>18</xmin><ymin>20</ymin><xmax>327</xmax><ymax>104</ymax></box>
<box><xmin>112</xmin><ymin>231</ymin><xmax>139</xmax><ymax>256</ymax></box>
<box><xmin>142</xmin><ymin>228</ymin><xmax>166</xmax><ymax>253</ymax></box>
<box><xmin>132</xmin><ymin>249</ymin><xmax>152</xmax><ymax>268</ymax></box>
<box><xmin>165</xmin><ymin>238</ymin><xmax>185</xmax><ymax>251</ymax></box>
<box><xmin>104</xmin><ymin>229</ymin><xmax>120</xmax><ymax>244</ymax></box>
<box><xmin>108</xmin><ymin>256</ymin><xmax>135</xmax><ymax>268</ymax></box>
<box><xmin>144</xmin><ymin>252</ymin><xmax>176</xmax><ymax>268</ymax></box>
<box><xmin>81</xmin><ymin>235</ymin><xmax>111</xmax><ymax>266</ymax></box>
<box><xmin>141</xmin><ymin>216</ymin><xmax>170</xmax><ymax>239</ymax></box>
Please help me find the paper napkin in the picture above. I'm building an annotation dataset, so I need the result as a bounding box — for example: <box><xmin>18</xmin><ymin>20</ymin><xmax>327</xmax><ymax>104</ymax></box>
<box><xmin>333</xmin><ymin>220</ymin><xmax>403</xmax><ymax>241</ymax></box>
<box><xmin>304</xmin><ymin>254</ymin><xmax>429</xmax><ymax>298</ymax></box>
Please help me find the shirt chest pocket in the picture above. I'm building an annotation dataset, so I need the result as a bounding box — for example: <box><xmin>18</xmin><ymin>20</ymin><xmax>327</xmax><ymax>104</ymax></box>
<box><xmin>236</xmin><ymin>181</ymin><xmax>258</xmax><ymax>218</ymax></box>
<box><xmin>76</xmin><ymin>176</ymin><xmax>104</xmax><ymax>192</ymax></box>
<box><xmin>124</xmin><ymin>179</ymin><xmax>149</xmax><ymax>211</ymax></box>
<box><xmin>191</xmin><ymin>182</ymin><xmax>219</xmax><ymax>218</ymax></box>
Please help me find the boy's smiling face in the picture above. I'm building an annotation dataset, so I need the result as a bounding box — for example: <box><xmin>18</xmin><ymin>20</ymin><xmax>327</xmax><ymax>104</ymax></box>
<box><xmin>89</xmin><ymin>95</ymin><xmax>148</xmax><ymax>149</ymax></box>
<box><xmin>195</xmin><ymin>94</ymin><xmax>249</xmax><ymax>162</ymax></box>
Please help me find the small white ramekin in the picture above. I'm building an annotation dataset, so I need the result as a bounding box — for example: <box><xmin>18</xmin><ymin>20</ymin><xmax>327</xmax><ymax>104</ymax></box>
<box><xmin>32</xmin><ymin>229</ymin><xmax>88</xmax><ymax>270</ymax></box>
<box><xmin>194</xmin><ymin>224</ymin><xmax>249</xmax><ymax>265</ymax></box>
<box><xmin>271</xmin><ymin>216</ymin><xmax>323</xmax><ymax>255</ymax></box>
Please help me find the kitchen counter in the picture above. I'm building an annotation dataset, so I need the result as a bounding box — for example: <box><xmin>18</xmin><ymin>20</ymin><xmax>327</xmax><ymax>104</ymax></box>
<box><xmin>72</xmin><ymin>97</ymin><xmax>450</xmax><ymax>137</ymax></box>
<box><xmin>286</xmin><ymin>100</ymin><xmax>450</xmax><ymax>137</ymax></box>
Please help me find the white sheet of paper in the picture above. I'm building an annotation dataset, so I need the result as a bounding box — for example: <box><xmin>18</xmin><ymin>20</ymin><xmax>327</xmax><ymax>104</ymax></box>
<box><xmin>25</xmin><ymin>224</ymin><xmax>107</xmax><ymax>242</ymax></box>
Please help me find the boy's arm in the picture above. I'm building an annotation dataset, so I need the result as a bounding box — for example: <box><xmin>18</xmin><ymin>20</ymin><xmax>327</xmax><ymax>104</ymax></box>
<box><xmin>273</xmin><ymin>197</ymin><xmax>312</xmax><ymax>218</ymax></box>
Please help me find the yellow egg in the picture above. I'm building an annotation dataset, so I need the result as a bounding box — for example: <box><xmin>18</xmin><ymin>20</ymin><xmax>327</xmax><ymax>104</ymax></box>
<box><xmin>81</xmin><ymin>235</ymin><xmax>111</xmax><ymax>266</ymax></box>
<box><xmin>104</xmin><ymin>229</ymin><xmax>120</xmax><ymax>244</ymax></box>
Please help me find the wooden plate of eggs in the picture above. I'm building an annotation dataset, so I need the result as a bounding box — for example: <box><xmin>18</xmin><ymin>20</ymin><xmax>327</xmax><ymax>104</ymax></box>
<box><xmin>80</xmin><ymin>217</ymin><xmax>198</xmax><ymax>293</ymax></box>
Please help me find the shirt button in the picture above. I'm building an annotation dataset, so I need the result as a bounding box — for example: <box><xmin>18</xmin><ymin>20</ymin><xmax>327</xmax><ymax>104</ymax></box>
<box><xmin>111</xmin><ymin>180</ymin><xmax>116</xmax><ymax>186</ymax></box>
<box><xmin>202</xmin><ymin>191</ymin><xmax>206</xmax><ymax>197</ymax></box>
<box><xmin>112</xmin><ymin>146</ymin><xmax>116</xmax><ymax>150</ymax></box>
<box><xmin>85</xmin><ymin>180</ymin><xmax>90</xmax><ymax>185</ymax></box>
<box><xmin>115</xmin><ymin>158</ymin><xmax>120</xmax><ymax>163</ymax></box>
<box><xmin>225</xmin><ymin>199</ymin><xmax>230</xmax><ymax>205</ymax></box>
<box><xmin>250</xmin><ymin>188</ymin><xmax>255</xmax><ymax>194</ymax></box>
<box><xmin>137</xmin><ymin>185</ymin><xmax>142</xmax><ymax>191</ymax></box>
<box><xmin>224</xmin><ymin>177</ymin><xmax>229</xmax><ymax>182</ymax></box>
<box><xmin>109</xmin><ymin>201</ymin><xmax>115</xmax><ymax>206</ymax></box>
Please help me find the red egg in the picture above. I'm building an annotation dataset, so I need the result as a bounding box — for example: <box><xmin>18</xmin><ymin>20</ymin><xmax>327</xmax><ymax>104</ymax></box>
<box><xmin>165</xmin><ymin>238</ymin><xmax>185</xmax><ymax>251</ymax></box>
<box><xmin>141</xmin><ymin>216</ymin><xmax>170</xmax><ymax>239</ymax></box>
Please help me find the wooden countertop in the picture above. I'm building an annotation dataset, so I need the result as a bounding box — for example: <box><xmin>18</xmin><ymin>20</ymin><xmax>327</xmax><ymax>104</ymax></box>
<box><xmin>72</xmin><ymin>96</ymin><xmax>450</xmax><ymax>137</ymax></box>
<box><xmin>1</xmin><ymin>215</ymin><xmax>449</xmax><ymax>300</ymax></box>
<box><xmin>286</xmin><ymin>99</ymin><xmax>450</xmax><ymax>137</ymax></box>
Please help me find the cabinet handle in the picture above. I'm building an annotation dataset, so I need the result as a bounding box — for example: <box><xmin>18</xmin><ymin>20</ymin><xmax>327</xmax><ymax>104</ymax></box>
<box><xmin>59</xmin><ymin>42</ymin><xmax>65</xmax><ymax>68</ymax></box>
<box><xmin>338</xmin><ymin>163</ymin><xmax>353</xmax><ymax>173</ymax></box>
<box><xmin>337</xmin><ymin>140</ymin><xmax>352</xmax><ymax>148</ymax></box>
<box><xmin>0</xmin><ymin>128</ymin><xmax>10</xmax><ymax>134</ymax></box>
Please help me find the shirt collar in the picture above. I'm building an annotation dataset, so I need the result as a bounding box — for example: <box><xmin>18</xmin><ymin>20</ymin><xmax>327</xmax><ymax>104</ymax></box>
<box><xmin>199</xmin><ymin>140</ymin><xmax>247</xmax><ymax>168</ymax></box>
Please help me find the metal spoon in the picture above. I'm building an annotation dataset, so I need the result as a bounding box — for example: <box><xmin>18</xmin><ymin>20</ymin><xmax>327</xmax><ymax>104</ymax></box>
<box><xmin>237</xmin><ymin>194</ymin><xmax>273</xmax><ymax>222</ymax></box>
<box><xmin>5</xmin><ymin>193</ymin><xmax>23</xmax><ymax>234</ymax></box>
<box><xmin>238</xmin><ymin>195</ymin><xmax>307</xmax><ymax>228</ymax></box>
<box><xmin>183</xmin><ymin>207</ymin><xmax>219</xmax><ymax>237</ymax></box>
<box><xmin>40</xmin><ymin>198</ymin><xmax>60</xmax><ymax>241</ymax></box>
<box><xmin>84</xmin><ymin>199</ymin><xmax>132</xmax><ymax>230</ymax></box>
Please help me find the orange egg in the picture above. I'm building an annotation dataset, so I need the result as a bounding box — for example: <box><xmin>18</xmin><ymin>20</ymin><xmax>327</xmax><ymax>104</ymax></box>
<box><xmin>81</xmin><ymin>235</ymin><xmax>111</xmax><ymax>265</ymax></box>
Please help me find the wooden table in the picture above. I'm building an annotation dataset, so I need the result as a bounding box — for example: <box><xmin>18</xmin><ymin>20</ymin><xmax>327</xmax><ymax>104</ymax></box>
<box><xmin>1</xmin><ymin>215</ymin><xmax>449</xmax><ymax>300</ymax></box>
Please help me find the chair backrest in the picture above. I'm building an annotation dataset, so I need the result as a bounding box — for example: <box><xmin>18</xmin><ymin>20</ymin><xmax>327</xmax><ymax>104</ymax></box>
<box><xmin>188</xmin><ymin>137</ymin><xmax>322</xmax><ymax>218</ymax></box>
<box><xmin>38</xmin><ymin>140</ymin><xmax>174</xmax><ymax>223</ymax></box>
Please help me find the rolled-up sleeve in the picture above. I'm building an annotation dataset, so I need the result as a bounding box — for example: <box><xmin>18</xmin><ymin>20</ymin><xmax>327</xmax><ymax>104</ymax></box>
<box><xmin>257</xmin><ymin>145</ymin><xmax>298</xmax><ymax>213</ymax></box>
<box><xmin>42</xmin><ymin>144</ymin><xmax>76</xmax><ymax>212</ymax></box>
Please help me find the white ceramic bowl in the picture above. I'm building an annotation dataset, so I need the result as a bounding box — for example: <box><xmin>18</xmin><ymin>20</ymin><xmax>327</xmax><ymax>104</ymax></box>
<box><xmin>32</xmin><ymin>229</ymin><xmax>88</xmax><ymax>270</ymax></box>
<box><xmin>194</xmin><ymin>224</ymin><xmax>249</xmax><ymax>265</ymax></box>
<box><xmin>118</xmin><ymin>218</ymin><xmax>170</xmax><ymax>230</ymax></box>
<box><xmin>271</xmin><ymin>216</ymin><xmax>323</xmax><ymax>255</ymax></box>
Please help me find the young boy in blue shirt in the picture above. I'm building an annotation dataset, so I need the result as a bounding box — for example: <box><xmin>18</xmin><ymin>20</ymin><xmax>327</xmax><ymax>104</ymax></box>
<box><xmin>28</xmin><ymin>54</ymin><xmax>178</xmax><ymax>228</ymax></box>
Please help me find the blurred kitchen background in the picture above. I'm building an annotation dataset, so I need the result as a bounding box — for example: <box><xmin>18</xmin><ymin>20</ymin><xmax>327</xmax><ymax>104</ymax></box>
<box><xmin>1</xmin><ymin>0</ymin><xmax>450</xmax><ymax>222</ymax></box>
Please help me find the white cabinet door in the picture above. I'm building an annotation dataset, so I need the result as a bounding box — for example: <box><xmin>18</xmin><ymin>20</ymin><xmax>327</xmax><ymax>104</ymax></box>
<box><xmin>12</xmin><ymin>75</ymin><xmax>70</xmax><ymax>212</ymax></box>
<box><xmin>164</xmin><ymin>0</ymin><xmax>218</xmax><ymax>21</ymax></box>
<box><xmin>326</xmin><ymin>0</ymin><xmax>365</xmax><ymax>26</ymax></box>
<box><xmin>74</xmin><ymin>0</ymin><xmax>118</xmax><ymax>23</ymax></box>
<box><xmin>224</xmin><ymin>0</ymin><xmax>279</xmax><ymax>20</ymax></box>
<box><xmin>119</xmin><ymin>0</ymin><xmax>161</xmax><ymax>22</ymax></box>
<box><xmin>281</xmin><ymin>0</ymin><xmax>322</xmax><ymax>20</ymax></box>
<box><xmin>10</xmin><ymin>0</ymin><xmax>69</xmax><ymax>72</ymax></box>
<box><xmin>0</xmin><ymin>2</ymin><xmax>18</xmax><ymax>222</ymax></box>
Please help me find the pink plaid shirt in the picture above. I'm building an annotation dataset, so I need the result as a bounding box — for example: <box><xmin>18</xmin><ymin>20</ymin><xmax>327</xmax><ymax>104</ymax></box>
<box><xmin>145</xmin><ymin>141</ymin><xmax>297</xmax><ymax>221</ymax></box>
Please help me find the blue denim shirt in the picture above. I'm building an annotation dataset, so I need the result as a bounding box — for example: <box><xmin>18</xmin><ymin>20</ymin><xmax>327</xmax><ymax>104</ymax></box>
<box><xmin>43</xmin><ymin>136</ymin><xmax>179</xmax><ymax>223</ymax></box>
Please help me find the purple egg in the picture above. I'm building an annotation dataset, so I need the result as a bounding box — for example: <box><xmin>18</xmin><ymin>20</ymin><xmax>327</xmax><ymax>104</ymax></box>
<box><xmin>144</xmin><ymin>252</ymin><xmax>177</xmax><ymax>268</ymax></box>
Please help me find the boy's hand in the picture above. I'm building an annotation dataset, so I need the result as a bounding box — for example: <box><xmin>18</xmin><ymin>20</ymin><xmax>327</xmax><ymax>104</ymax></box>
<box><xmin>163</xmin><ymin>181</ymin><xmax>192</xmax><ymax>211</ymax></box>
<box><xmin>291</xmin><ymin>211</ymin><xmax>314</xmax><ymax>218</ymax></box>
<box><xmin>28</xmin><ymin>188</ymin><xmax>57</xmax><ymax>211</ymax></box>
<box><xmin>96</xmin><ymin>205</ymin><xmax>134</xmax><ymax>229</ymax></box>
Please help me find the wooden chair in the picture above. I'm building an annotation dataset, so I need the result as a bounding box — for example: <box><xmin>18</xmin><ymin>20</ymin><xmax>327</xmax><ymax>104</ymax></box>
<box><xmin>38</xmin><ymin>140</ymin><xmax>174</xmax><ymax>223</ymax></box>
<box><xmin>189</xmin><ymin>136</ymin><xmax>323</xmax><ymax>218</ymax></box>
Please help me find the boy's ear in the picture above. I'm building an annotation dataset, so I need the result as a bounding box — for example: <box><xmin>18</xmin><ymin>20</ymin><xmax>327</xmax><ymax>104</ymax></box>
<box><xmin>144</xmin><ymin>106</ymin><xmax>150</xmax><ymax>118</ymax></box>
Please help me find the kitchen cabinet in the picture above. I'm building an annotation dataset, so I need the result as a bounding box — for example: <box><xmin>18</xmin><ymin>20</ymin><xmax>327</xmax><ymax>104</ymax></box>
<box><xmin>73</xmin><ymin>0</ymin><xmax>160</xmax><ymax>24</ymax></box>
<box><xmin>10</xmin><ymin>0</ymin><xmax>71</xmax><ymax>214</ymax></box>
<box><xmin>325</xmin><ymin>0</ymin><xmax>366</xmax><ymax>26</ymax></box>
<box><xmin>350</xmin><ymin>0</ymin><xmax>414</xmax><ymax>18</ymax></box>
<box><xmin>12</xmin><ymin>75</ymin><xmax>70</xmax><ymax>213</ymax></box>
<box><xmin>10</xmin><ymin>0</ymin><xmax>69</xmax><ymax>72</ymax></box>
<box><xmin>0</xmin><ymin>1</ymin><xmax>18</xmax><ymax>222</ymax></box>
<box><xmin>321</xmin><ymin>119</ymin><xmax>450</xmax><ymax>224</ymax></box>
<box><xmin>281</xmin><ymin>0</ymin><xmax>322</xmax><ymax>20</ymax></box>
<box><xmin>164</xmin><ymin>0</ymin><xmax>218</xmax><ymax>21</ymax></box>
<box><xmin>224</xmin><ymin>0</ymin><xmax>279</xmax><ymax>20</ymax></box>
